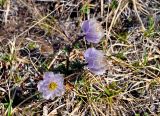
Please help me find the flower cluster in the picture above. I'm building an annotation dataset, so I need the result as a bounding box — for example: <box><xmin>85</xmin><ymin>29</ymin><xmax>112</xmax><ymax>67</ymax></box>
<box><xmin>37</xmin><ymin>18</ymin><xmax>106</xmax><ymax>100</ymax></box>
<box><xmin>82</xmin><ymin>19</ymin><xmax>106</xmax><ymax>75</ymax></box>
<box><xmin>37</xmin><ymin>72</ymin><xmax>65</xmax><ymax>100</ymax></box>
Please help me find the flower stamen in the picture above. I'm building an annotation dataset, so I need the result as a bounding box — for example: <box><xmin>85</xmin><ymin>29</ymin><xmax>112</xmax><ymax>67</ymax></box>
<box><xmin>48</xmin><ymin>82</ymin><xmax>57</xmax><ymax>91</ymax></box>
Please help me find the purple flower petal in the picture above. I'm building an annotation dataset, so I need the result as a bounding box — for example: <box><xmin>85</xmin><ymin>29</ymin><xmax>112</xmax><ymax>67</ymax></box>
<box><xmin>89</xmin><ymin>66</ymin><xmax>106</xmax><ymax>75</ymax></box>
<box><xmin>37</xmin><ymin>72</ymin><xmax>65</xmax><ymax>100</ymax></box>
<box><xmin>82</xmin><ymin>20</ymin><xmax>90</xmax><ymax>33</ymax></box>
<box><xmin>84</xmin><ymin>48</ymin><xmax>106</xmax><ymax>75</ymax></box>
<box><xmin>82</xmin><ymin>19</ymin><xmax>104</xmax><ymax>43</ymax></box>
<box><xmin>43</xmin><ymin>72</ymin><xmax>54</xmax><ymax>79</ymax></box>
<box><xmin>85</xmin><ymin>33</ymin><xmax>101</xmax><ymax>43</ymax></box>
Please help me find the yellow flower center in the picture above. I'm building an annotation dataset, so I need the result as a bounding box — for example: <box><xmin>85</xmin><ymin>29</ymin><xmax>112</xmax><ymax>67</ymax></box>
<box><xmin>48</xmin><ymin>82</ymin><xmax>57</xmax><ymax>91</ymax></box>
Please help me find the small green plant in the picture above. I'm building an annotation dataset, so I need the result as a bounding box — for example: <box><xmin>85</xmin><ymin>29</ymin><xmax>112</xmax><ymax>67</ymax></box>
<box><xmin>14</xmin><ymin>76</ymin><xmax>22</xmax><ymax>83</ymax></box>
<box><xmin>1</xmin><ymin>54</ymin><xmax>15</xmax><ymax>62</ymax></box>
<box><xmin>7</xmin><ymin>99</ymin><xmax>13</xmax><ymax>116</ymax></box>
<box><xmin>110</xmin><ymin>0</ymin><xmax>118</xmax><ymax>9</ymax></box>
<box><xmin>28</xmin><ymin>42</ymin><xmax>37</xmax><ymax>50</ymax></box>
<box><xmin>144</xmin><ymin>112</ymin><xmax>149</xmax><ymax>116</ymax></box>
<box><xmin>3</xmin><ymin>99</ymin><xmax>13</xmax><ymax>116</ymax></box>
<box><xmin>142</xmin><ymin>48</ymin><xmax>148</xmax><ymax>66</ymax></box>
<box><xmin>135</xmin><ymin>113</ymin><xmax>140</xmax><ymax>116</ymax></box>
<box><xmin>132</xmin><ymin>61</ymin><xmax>142</xmax><ymax>68</ymax></box>
<box><xmin>114</xmin><ymin>52</ymin><xmax>126</xmax><ymax>60</ymax></box>
<box><xmin>144</xmin><ymin>16</ymin><xmax>155</xmax><ymax>37</ymax></box>
<box><xmin>117</xmin><ymin>32</ymin><xmax>129</xmax><ymax>43</ymax></box>
<box><xmin>104</xmin><ymin>82</ymin><xmax>121</xmax><ymax>97</ymax></box>
<box><xmin>0</xmin><ymin>0</ymin><xmax>6</xmax><ymax>6</ymax></box>
<box><xmin>1</xmin><ymin>54</ymin><xmax>10</xmax><ymax>61</ymax></box>
<box><xmin>80</xmin><ymin>3</ymin><xmax>90</xmax><ymax>14</ymax></box>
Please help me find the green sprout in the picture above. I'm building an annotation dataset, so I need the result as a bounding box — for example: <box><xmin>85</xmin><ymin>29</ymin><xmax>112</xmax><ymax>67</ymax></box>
<box><xmin>144</xmin><ymin>16</ymin><xmax>155</xmax><ymax>37</ymax></box>
<box><xmin>28</xmin><ymin>42</ymin><xmax>37</xmax><ymax>50</ymax></box>
<box><xmin>143</xmin><ymin>48</ymin><xmax>148</xmax><ymax>66</ymax></box>
<box><xmin>114</xmin><ymin>52</ymin><xmax>127</xmax><ymax>60</ymax></box>
<box><xmin>117</xmin><ymin>32</ymin><xmax>129</xmax><ymax>43</ymax></box>
<box><xmin>0</xmin><ymin>0</ymin><xmax>6</xmax><ymax>6</ymax></box>
<box><xmin>80</xmin><ymin>3</ymin><xmax>90</xmax><ymax>14</ymax></box>
<box><xmin>110</xmin><ymin>0</ymin><xmax>118</xmax><ymax>9</ymax></box>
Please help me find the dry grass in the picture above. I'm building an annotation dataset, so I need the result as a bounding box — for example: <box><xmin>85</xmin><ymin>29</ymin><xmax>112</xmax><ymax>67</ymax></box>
<box><xmin>0</xmin><ymin>0</ymin><xmax>160</xmax><ymax>116</ymax></box>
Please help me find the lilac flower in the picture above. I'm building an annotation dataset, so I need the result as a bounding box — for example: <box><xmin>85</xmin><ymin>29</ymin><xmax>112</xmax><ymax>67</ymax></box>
<box><xmin>84</xmin><ymin>48</ymin><xmax>106</xmax><ymax>75</ymax></box>
<box><xmin>37</xmin><ymin>72</ymin><xmax>65</xmax><ymax>100</ymax></box>
<box><xmin>82</xmin><ymin>19</ymin><xmax>104</xmax><ymax>43</ymax></box>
